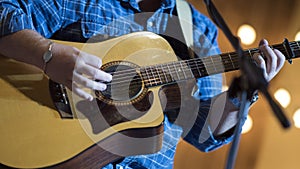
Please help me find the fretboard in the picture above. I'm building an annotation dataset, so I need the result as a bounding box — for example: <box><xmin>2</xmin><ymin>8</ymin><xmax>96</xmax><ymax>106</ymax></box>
<box><xmin>140</xmin><ymin>40</ymin><xmax>300</xmax><ymax>87</ymax></box>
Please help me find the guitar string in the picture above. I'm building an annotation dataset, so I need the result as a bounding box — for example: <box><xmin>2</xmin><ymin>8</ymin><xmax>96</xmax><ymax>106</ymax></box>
<box><xmin>102</xmin><ymin>46</ymin><xmax>300</xmax><ymax>88</ymax></box>
<box><xmin>98</xmin><ymin>44</ymin><xmax>300</xmax><ymax>88</ymax></box>
<box><xmin>103</xmin><ymin>48</ymin><xmax>267</xmax><ymax>86</ymax></box>
<box><xmin>105</xmin><ymin>57</ymin><xmax>237</xmax><ymax>85</ymax></box>
<box><xmin>105</xmin><ymin>42</ymin><xmax>298</xmax><ymax>82</ymax></box>
<box><xmin>96</xmin><ymin>51</ymin><xmax>299</xmax><ymax>95</ymax></box>
<box><xmin>106</xmin><ymin>47</ymin><xmax>258</xmax><ymax>81</ymax></box>
<box><xmin>105</xmin><ymin>42</ymin><xmax>300</xmax><ymax>83</ymax></box>
<box><xmin>109</xmin><ymin>42</ymin><xmax>300</xmax><ymax>83</ymax></box>
<box><xmin>102</xmin><ymin>56</ymin><xmax>249</xmax><ymax>90</ymax></box>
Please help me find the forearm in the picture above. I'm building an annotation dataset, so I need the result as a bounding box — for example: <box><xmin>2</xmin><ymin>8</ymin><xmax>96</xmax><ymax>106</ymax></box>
<box><xmin>182</xmin><ymin>94</ymin><xmax>238</xmax><ymax>152</ymax></box>
<box><xmin>0</xmin><ymin>29</ymin><xmax>50</xmax><ymax>71</ymax></box>
<box><xmin>208</xmin><ymin>91</ymin><xmax>240</xmax><ymax>136</ymax></box>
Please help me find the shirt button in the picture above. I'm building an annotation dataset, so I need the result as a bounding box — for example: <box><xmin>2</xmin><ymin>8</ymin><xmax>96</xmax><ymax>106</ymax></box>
<box><xmin>148</xmin><ymin>21</ymin><xmax>153</xmax><ymax>27</ymax></box>
<box><xmin>103</xmin><ymin>34</ymin><xmax>109</xmax><ymax>39</ymax></box>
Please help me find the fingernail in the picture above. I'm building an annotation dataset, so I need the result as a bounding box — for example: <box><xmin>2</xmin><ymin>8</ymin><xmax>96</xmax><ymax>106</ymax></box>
<box><xmin>259</xmin><ymin>39</ymin><xmax>269</xmax><ymax>46</ymax></box>
<box><xmin>96</xmin><ymin>83</ymin><xmax>107</xmax><ymax>91</ymax></box>
<box><xmin>107</xmin><ymin>74</ymin><xmax>112</xmax><ymax>81</ymax></box>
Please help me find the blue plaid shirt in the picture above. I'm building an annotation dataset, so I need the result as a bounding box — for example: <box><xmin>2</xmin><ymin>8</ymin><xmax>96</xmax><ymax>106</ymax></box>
<box><xmin>0</xmin><ymin>0</ymin><xmax>234</xmax><ymax>168</ymax></box>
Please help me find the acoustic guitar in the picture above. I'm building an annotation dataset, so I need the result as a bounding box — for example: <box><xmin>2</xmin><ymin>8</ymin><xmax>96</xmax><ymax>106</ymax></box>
<box><xmin>0</xmin><ymin>32</ymin><xmax>299</xmax><ymax>169</ymax></box>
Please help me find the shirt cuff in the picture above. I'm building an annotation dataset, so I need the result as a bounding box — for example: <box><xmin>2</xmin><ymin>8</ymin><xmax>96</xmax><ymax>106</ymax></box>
<box><xmin>229</xmin><ymin>91</ymin><xmax>259</xmax><ymax>108</ymax></box>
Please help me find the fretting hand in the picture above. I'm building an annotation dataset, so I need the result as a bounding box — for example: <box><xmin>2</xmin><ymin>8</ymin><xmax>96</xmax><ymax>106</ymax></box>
<box><xmin>252</xmin><ymin>39</ymin><xmax>285</xmax><ymax>82</ymax></box>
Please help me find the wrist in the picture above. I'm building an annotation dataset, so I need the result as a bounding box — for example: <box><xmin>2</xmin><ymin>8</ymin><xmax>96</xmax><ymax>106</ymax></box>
<box><xmin>42</xmin><ymin>41</ymin><xmax>54</xmax><ymax>74</ymax></box>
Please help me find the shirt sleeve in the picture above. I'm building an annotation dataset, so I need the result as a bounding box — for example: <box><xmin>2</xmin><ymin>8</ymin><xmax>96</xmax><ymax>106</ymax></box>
<box><xmin>0</xmin><ymin>0</ymin><xmax>62</xmax><ymax>38</ymax></box>
<box><xmin>182</xmin><ymin>5</ymin><xmax>235</xmax><ymax>152</ymax></box>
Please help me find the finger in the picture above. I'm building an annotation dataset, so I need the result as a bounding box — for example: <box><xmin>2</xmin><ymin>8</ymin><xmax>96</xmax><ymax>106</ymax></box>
<box><xmin>259</xmin><ymin>39</ymin><xmax>268</xmax><ymax>46</ymax></box>
<box><xmin>73</xmin><ymin>71</ymin><xmax>107</xmax><ymax>91</ymax></box>
<box><xmin>72</xmin><ymin>82</ymin><xmax>94</xmax><ymax>101</ymax></box>
<box><xmin>259</xmin><ymin>40</ymin><xmax>277</xmax><ymax>74</ymax></box>
<box><xmin>273</xmin><ymin>49</ymin><xmax>285</xmax><ymax>72</ymax></box>
<box><xmin>80</xmin><ymin>52</ymin><xmax>102</xmax><ymax>68</ymax></box>
<box><xmin>75</xmin><ymin>62</ymin><xmax>112</xmax><ymax>81</ymax></box>
<box><xmin>253</xmin><ymin>53</ymin><xmax>268</xmax><ymax>78</ymax></box>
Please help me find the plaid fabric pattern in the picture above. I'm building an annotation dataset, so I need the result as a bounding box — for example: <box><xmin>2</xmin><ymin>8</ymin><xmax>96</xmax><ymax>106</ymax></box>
<box><xmin>0</xmin><ymin>0</ymin><xmax>234</xmax><ymax>168</ymax></box>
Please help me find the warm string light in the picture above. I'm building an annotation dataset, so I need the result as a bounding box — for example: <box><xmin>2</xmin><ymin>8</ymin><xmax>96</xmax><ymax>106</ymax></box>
<box><xmin>237</xmin><ymin>24</ymin><xmax>256</xmax><ymax>45</ymax></box>
<box><xmin>295</xmin><ymin>31</ymin><xmax>300</xmax><ymax>41</ymax></box>
<box><xmin>233</xmin><ymin>26</ymin><xmax>300</xmax><ymax>130</ymax></box>
<box><xmin>242</xmin><ymin>115</ymin><xmax>253</xmax><ymax>134</ymax></box>
<box><xmin>274</xmin><ymin>88</ymin><xmax>291</xmax><ymax>108</ymax></box>
<box><xmin>293</xmin><ymin>109</ymin><xmax>300</xmax><ymax>128</ymax></box>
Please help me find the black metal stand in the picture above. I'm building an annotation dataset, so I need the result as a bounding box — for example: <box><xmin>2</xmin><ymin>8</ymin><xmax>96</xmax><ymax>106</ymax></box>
<box><xmin>202</xmin><ymin>0</ymin><xmax>291</xmax><ymax>169</ymax></box>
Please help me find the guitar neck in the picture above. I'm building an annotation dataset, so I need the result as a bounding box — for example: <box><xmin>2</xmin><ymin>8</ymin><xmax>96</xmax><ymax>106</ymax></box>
<box><xmin>141</xmin><ymin>40</ymin><xmax>300</xmax><ymax>87</ymax></box>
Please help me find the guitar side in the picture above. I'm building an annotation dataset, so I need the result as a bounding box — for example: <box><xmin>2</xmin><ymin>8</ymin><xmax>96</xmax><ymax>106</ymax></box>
<box><xmin>0</xmin><ymin>32</ymin><xmax>176</xmax><ymax>168</ymax></box>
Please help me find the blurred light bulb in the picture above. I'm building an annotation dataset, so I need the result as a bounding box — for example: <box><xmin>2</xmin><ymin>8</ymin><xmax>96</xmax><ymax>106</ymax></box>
<box><xmin>222</xmin><ymin>85</ymin><xmax>228</xmax><ymax>92</ymax></box>
<box><xmin>237</xmin><ymin>24</ymin><xmax>256</xmax><ymax>45</ymax></box>
<box><xmin>293</xmin><ymin>109</ymin><xmax>300</xmax><ymax>128</ymax></box>
<box><xmin>242</xmin><ymin>115</ymin><xmax>253</xmax><ymax>134</ymax></box>
<box><xmin>274</xmin><ymin>88</ymin><xmax>291</xmax><ymax>108</ymax></box>
<box><xmin>295</xmin><ymin>31</ymin><xmax>300</xmax><ymax>41</ymax></box>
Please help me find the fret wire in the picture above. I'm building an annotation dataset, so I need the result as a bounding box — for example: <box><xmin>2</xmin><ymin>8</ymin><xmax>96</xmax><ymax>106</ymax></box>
<box><xmin>196</xmin><ymin>59</ymin><xmax>204</xmax><ymax>76</ymax></box>
<box><xmin>160</xmin><ymin>64</ymin><xmax>169</xmax><ymax>83</ymax></box>
<box><xmin>183</xmin><ymin>60</ymin><xmax>194</xmax><ymax>78</ymax></box>
<box><xmin>211</xmin><ymin>55</ymin><xmax>223</xmax><ymax>73</ymax></box>
<box><xmin>219</xmin><ymin>54</ymin><xmax>227</xmax><ymax>71</ymax></box>
<box><xmin>227</xmin><ymin>52</ymin><xmax>235</xmax><ymax>70</ymax></box>
<box><xmin>194</xmin><ymin>59</ymin><xmax>202</xmax><ymax>77</ymax></box>
<box><xmin>164</xmin><ymin>58</ymin><xmax>239</xmax><ymax>83</ymax></box>
<box><xmin>209</xmin><ymin>55</ymin><xmax>218</xmax><ymax>73</ymax></box>
<box><xmin>114</xmin><ymin>60</ymin><xmax>234</xmax><ymax>87</ymax></box>
<box><xmin>290</xmin><ymin>43</ymin><xmax>300</xmax><ymax>51</ymax></box>
<box><xmin>144</xmin><ymin>67</ymin><xmax>151</xmax><ymax>85</ymax></box>
<box><xmin>166</xmin><ymin>64</ymin><xmax>174</xmax><ymax>82</ymax></box>
<box><xmin>141</xmin><ymin>68</ymin><xmax>149</xmax><ymax>86</ymax></box>
<box><xmin>148</xmin><ymin>68</ymin><xmax>156</xmax><ymax>85</ymax></box>
<box><xmin>290</xmin><ymin>42</ymin><xmax>300</xmax><ymax>53</ymax></box>
<box><xmin>173</xmin><ymin>62</ymin><xmax>180</xmax><ymax>80</ymax></box>
<box><xmin>154</xmin><ymin>65</ymin><xmax>163</xmax><ymax>85</ymax></box>
<box><xmin>247</xmin><ymin>49</ymin><xmax>253</xmax><ymax>58</ymax></box>
<box><xmin>146</xmin><ymin>66</ymin><xmax>159</xmax><ymax>86</ymax></box>
<box><xmin>140</xmin><ymin>41</ymin><xmax>300</xmax><ymax>87</ymax></box>
<box><xmin>207</xmin><ymin>56</ymin><xmax>215</xmax><ymax>74</ymax></box>
<box><xmin>185</xmin><ymin>60</ymin><xmax>195</xmax><ymax>78</ymax></box>
<box><xmin>180</xmin><ymin>61</ymin><xmax>190</xmax><ymax>79</ymax></box>
<box><xmin>202</xmin><ymin>57</ymin><xmax>211</xmax><ymax>75</ymax></box>
<box><xmin>294</xmin><ymin>41</ymin><xmax>300</xmax><ymax>58</ymax></box>
<box><xmin>107</xmin><ymin>40</ymin><xmax>300</xmax><ymax>88</ymax></box>
<box><xmin>187</xmin><ymin>59</ymin><xmax>201</xmax><ymax>78</ymax></box>
<box><xmin>150</xmin><ymin>66</ymin><xmax>158</xmax><ymax>85</ymax></box>
<box><xmin>229</xmin><ymin>52</ymin><xmax>240</xmax><ymax>70</ymax></box>
<box><xmin>179</xmin><ymin>61</ymin><xmax>187</xmax><ymax>79</ymax></box>
<box><xmin>140</xmin><ymin>69</ymin><xmax>148</xmax><ymax>83</ymax></box>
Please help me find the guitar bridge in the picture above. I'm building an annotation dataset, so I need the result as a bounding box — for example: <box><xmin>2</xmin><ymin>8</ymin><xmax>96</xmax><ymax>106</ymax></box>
<box><xmin>49</xmin><ymin>80</ymin><xmax>73</xmax><ymax>119</ymax></box>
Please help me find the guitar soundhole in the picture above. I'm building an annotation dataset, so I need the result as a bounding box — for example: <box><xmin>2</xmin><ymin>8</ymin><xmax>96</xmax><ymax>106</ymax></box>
<box><xmin>96</xmin><ymin>61</ymin><xmax>147</xmax><ymax>105</ymax></box>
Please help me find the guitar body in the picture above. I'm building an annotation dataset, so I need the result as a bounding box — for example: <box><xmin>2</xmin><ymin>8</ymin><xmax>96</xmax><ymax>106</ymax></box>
<box><xmin>2</xmin><ymin>31</ymin><xmax>295</xmax><ymax>168</ymax></box>
<box><xmin>0</xmin><ymin>32</ymin><xmax>182</xmax><ymax>168</ymax></box>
